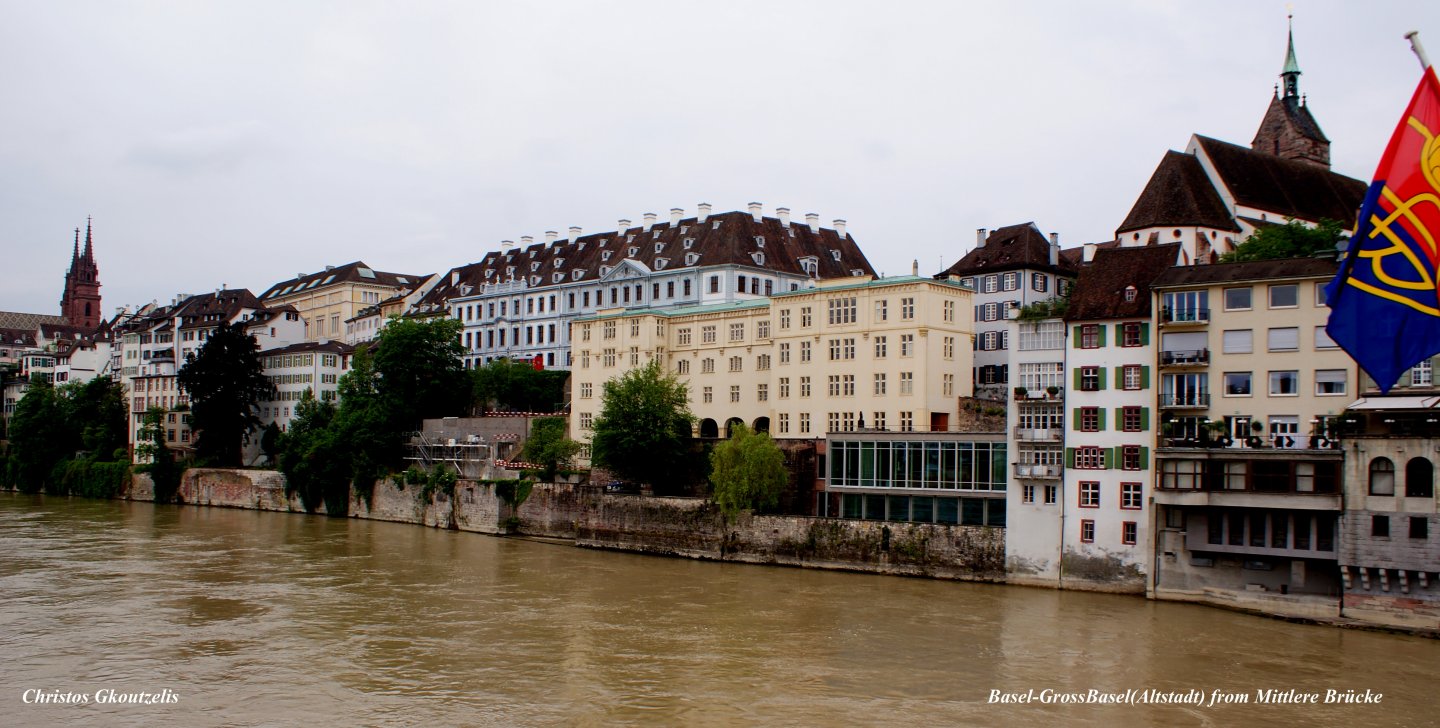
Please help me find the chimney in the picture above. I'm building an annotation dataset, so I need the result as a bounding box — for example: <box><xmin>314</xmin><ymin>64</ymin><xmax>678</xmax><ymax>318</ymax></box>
<box><xmin>912</xmin><ymin>259</ymin><xmax>919</xmax><ymax>276</ymax></box>
<box><xmin>748</xmin><ymin>202</ymin><xmax>763</xmax><ymax>222</ymax></box>
<box><xmin>976</xmin><ymin>229</ymin><xmax>988</xmax><ymax>248</ymax></box>
<box><xmin>521</xmin><ymin>235</ymin><xmax>534</xmax><ymax>248</ymax></box>
<box><xmin>1083</xmin><ymin>242</ymin><xmax>1098</xmax><ymax>263</ymax></box>
<box><xmin>776</xmin><ymin>207</ymin><xmax>791</xmax><ymax>226</ymax></box>
<box><xmin>643</xmin><ymin>212</ymin><xmax>657</xmax><ymax>231</ymax></box>
<box><xmin>568</xmin><ymin>226</ymin><xmax>582</xmax><ymax>240</ymax></box>
<box><xmin>618</xmin><ymin>219</ymin><xmax>632</xmax><ymax>233</ymax></box>
<box><xmin>805</xmin><ymin>212</ymin><xmax>820</xmax><ymax>232</ymax></box>
<box><xmin>1049</xmin><ymin>233</ymin><xmax>1060</xmax><ymax>266</ymax></box>
<box><xmin>833</xmin><ymin>219</ymin><xmax>847</xmax><ymax>238</ymax></box>
<box><xmin>545</xmin><ymin>230</ymin><xmax>558</xmax><ymax>244</ymax></box>
<box><xmin>451</xmin><ymin>272</ymin><xmax>460</xmax><ymax>285</ymax></box>
<box><xmin>670</xmin><ymin>207</ymin><xmax>684</xmax><ymax>226</ymax></box>
<box><xmin>501</xmin><ymin>240</ymin><xmax>514</xmax><ymax>252</ymax></box>
<box><xmin>697</xmin><ymin>202</ymin><xmax>712</xmax><ymax>222</ymax></box>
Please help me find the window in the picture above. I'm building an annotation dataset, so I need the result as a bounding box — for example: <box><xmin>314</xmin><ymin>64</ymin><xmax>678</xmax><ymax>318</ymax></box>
<box><xmin>1019</xmin><ymin>321</ymin><xmax>1064</xmax><ymax>351</ymax></box>
<box><xmin>800</xmin><ymin>341</ymin><xmax>812</xmax><ymax>362</ymax></box>
<box><xmin>702</xmin><ymin>326</ymin><xmax>717</xmax><ymax>344</ymax></box>
<box><xmin>1032</xmin><ymin>273</ymin><xmax>1048</xmax><ymax>292</ymax></box>
<box><xmin>1267</xmin><ymin>327</ymin><xmax>1299</xmax><ymax>351</ymax></box>
<box><xmin>676</xmin><ymin>359</ymin><xmax>690</xmax><ymax>375</ymax></box>
<box><xmin>800</xmin><ymin>307</ymin><xmax>812</xmax><ymax>327</ymax></box>
<box><xmin>1074</xmin><ymin>447</ymin><xmax>1105</xmax><ymax>469</ymax></box>
<box><xmin>580</xmin><ymin>413</ymin><xmax>593</xmax><ymax>430</ymax></box>
<box><xmin>800</xmin><ymin>377</ymin><xmax>811</xmax><ymax>397</ymax></box>
<box><xmin>1315</xmin><ymin>283</ymin><xmax>1329</xmax><ymax>307</ymax></box>
<box><xmin>1121</xmin><ymin>445</ymin><xmax>1142</xmax><ymax>471</ymax></box>
<box><xmin>1163</xmin><ymin>291</ymin><xmax>1208</xmax><ymax>322</ymax></box>
<box><xmin>701</xmin><ymin>358</ymin><xmax>715</xmax><ymax>374</ymax></box>
<box><xmin>1079</xmin><ymin>324</ymin><xmax>1099</xmax><ymax>349</ymax></box>
<box><xmin>899</xmin><ymin>411</ymin><xmax>914</xmax><ymax>432</ymax></box>
<box><xmin>899</xmin><ymin>372</ymin><xmax>914</xmax><ymax>395</ymax></box>
<box><xmin>901</xmin><ymin>297</ymin><xmax>915</xmax><ymax>320</ymax></box>
<box><xmin>1002</xmin><ymin>272</ymin><xmax>1018</xmax><ymax>291</ymax></box>
<box><xmin>1269</xmin><ymin>284</ymin><xmax>1298</xmax><ymax>308</ymax></box>
<box><xmin>756</xmin><ymin>354</ymin><xmax>771</xmax><ymax>371</ymax></box>
<box><xmin>779</xmin><ymin>378</ymin><xmax>790</xmax><ymax>398</ymax></box>
<box><xmin>703</xmin><ymin>387</ymin><xmax>713</xmax><ymax>403</ymax></box>
<box><xmin>874</xmin><ymin>336</ymin><xmax>887</xmax><ymax>358</ymax></box>
<box><xmin>1044</xmin><ymin>486</ymin><xmax>1058</xmax><ymax>505</ymax></box>
<box><xmin>1413</xmin><ymin>360</ymin><xmax>1434</xmax><ymax>386</ymax></box>
<box><xmin>828</xmin><ymin>375</ymin><xmax>842</xmax><ymax>397</ymax></box>
<box><xmin>874</xmin><ymin>373</ymin><xmax>887</xmax><ymax>395</ymax></box>
<box><xmin>1224</xmin><ymin>372</ymin><xmax>1252</xmax><ymax>396</ymax></box>
<box><xmin>1121</xmin><ymin>322</ymin><xmax>1143</xmax><ymax>347</ymax></box>
<box><xmin>730</xmin><ymin>385</ymin><xmax>740</xmax><ymax>403</ymax></box>
<box><xmin>1407</xmin><ymin>458</ymin><xmax>1434</xmax><ymax>498</ymax></box>
<box><xmin>1315</xmin><ymin>369</ymin><xmax>1347</xmax><ymax>396</ymax></box>
<box><xmin>1122</xmin><ymin>365</ymin><xmax>1143</xmax><ymax>390</ymax></box>
<box><xmin>709</xmin><ymin>276</ymin><xmax>720</xmax><ymax>294</ymax></box>
<box><xmin>757</xmin><ymin>320</ymin><xmax>770</xmax><ymax>339</ymax></box>
<box><xmin>779</xmin><ymin>309</ymin><xmax>790</xmax><ymax>329</ymax></box>
<box><xmin>677</xmin><ymin>328</ymin><xmax>691</xmax><ymax>346</ymax></box>
<box><xmin>1122</xmin><ymin>482</ymin><xmax>1142</xmax><ymax>510</ymax></box>
<box><xmin>983</xmin><ymin>276</ymin><xmax>998</xmax><ymax>293</ymax></box>
<box><xmin>730</xmin><ymin>323</ymin><xmax>745</xmax><ymax>342</ymax></box>
<box><xmin>1080</xmin><ymin>407</ymin><xmax>1100</xmax><ymax>432</ymax></box>
<box><xmin>1411</xmin><ymin>517</ymin><xmax>1429</xmax><ymax>539</ymax></box>
<box><xmin>1080</xmin><ymin>520</ymin><xmax>1095</xmax><ymax>543</ymax></box>
<box><xmin>1022</xmin><ymin>485</ymin><xmax>1035</xmax><ymax>504</ymax></box>
<box><xmin>1314</xmin><ymin>326</ymin><xmax>1338</xmax><ymax>349</ymax></box>
<box><xmin>757</xmin><ymin>383</ymin><xmax>768</xmax><ymax>402</ymax></box>
<box><xmin>778</xmin><ymin>413</ymin><xmax>790</xmax><ymax>434</ymax></box>
<box><xmin>875</xmin><ymin>300</ymin><xmax>888</xmax><ymax>321</ymax></box>
<box><xmin>580</xmin><ymin>382</ymin><xmax>593</xmax><ymax>399</ymax></box>
<box><xmin>728</xmin><ymin>356</ymin><xmax>742</xmax><ymax>372</ymax></box>
<box><xmin>1079</xmin><ymin>366</ymin><xmax>1100</xmax><ymax>391</ymax></box>
<box><xmin>800</xmin><ymin>413</ymin><xmax>810</xmax><ymax>434</ymax></box>
<box><xmin>1369</xmin><ymin>457</ymin><xmax>1395</xmax><ymax>495</ymax></box>
<box><xmin>1222</xmin><ymin>329</ymin><xmax>1253</xmax><ymax>354</ymax></box>
<box><xmin>900</xmin><ymin>334</ymin><xmax>914</xmax><ymax>357</ymax></box>
<box><xmin>1372</xmin><ymin>515</ymin><xmax>1390</xmax><ymax>537</ymax></box>
<box><xmin>1268</xmin><ymin>370</ymin><xmax>1299</xmax><ymax>396</ymax></box>
<box><xmin>828</xmin><ymin>296</ymin><xmax>857</xmax><ymax>325</ymax></box>
<box><xmin>1122</xmin><ymin>406</ymin><xmax>1143</xmax><ymax>432</ymax></box>
<box><xmin>1122</xmin><ymin>522</ymin><xmax>1138</xmax><ymax>545</ymax></box>
<box><xmin>943</xmin><ymin>300</ymin><xmax>955</xmax><ymax>322</ymax></box>
<box><xmin>982</xmin><ymin>303</ymin><xmax>999</xmax><ymax>322</ymax></box>
<box><xmin>1224</xmin><ymin>287</ymin><xmax>1252</xmax><ymax>311</ymax></box>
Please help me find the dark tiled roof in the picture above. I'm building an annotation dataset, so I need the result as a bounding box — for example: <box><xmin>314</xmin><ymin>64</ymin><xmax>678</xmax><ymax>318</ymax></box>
<box><xmin>1195</xmin><ymin>136</ymin><xmax>1365</xmax><ymax>224</ymax></box>
<box><xmin>1066</xmin><ymin>244</ymin><xmax>1181</xmax><ymax>321</ymax></box>
<box><xmin>1116</xmin><ymin>151</ymin><xmax>1242</xmax><ymax>235</ymax></box>
<box><xmin>1151</xmin><ymin>256</ymin><xmax>1338</xmax><ymax>287</ymax></box>
<box><xmin>260</xmin><ymin>261</ymin><xmax>423</xmax><ymax>301</ymax></box>
<box><xmin>0</xmin><ymin>328</ymin><xmax>38</xmax><ymax>346</ymax></box>
<box><xmin>260</xmin><ymin>340</ymin><xmax>355</xmax><ymax>357</ymax></box>
<box><xmin>1263</xmin><ymin>96</ymin><xmax>1330</xmax><ymax>143</ymax></box>
<box><xmin>175</xmin><ymin>289</ymin><xmax>263</xmax><ymax>330</ymax></box>
<box><xmin>410</xmin><ymin>210</ymin><xmax>873</xmax><ymax>312</ymax></box>
<box><xmin>936</xmin><ymin>222</ymin><xmax>1075</xmax><ymax>278</ymax></box>
<box><xmin>0</xmin><ymin>311</ymin><xmax>67</xmax><ymax>331</ymax></box>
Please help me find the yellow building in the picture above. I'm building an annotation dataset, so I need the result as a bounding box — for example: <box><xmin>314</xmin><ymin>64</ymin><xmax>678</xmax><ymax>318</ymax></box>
<box><xmin>260</xmin><ymin>261</ymin><xmax>425</xmax><ymax>342</ymax></box>
<box><xmin>569</xmin><ymin>275</ymin><xmax>975</xmax><ymax>452</ymax></box>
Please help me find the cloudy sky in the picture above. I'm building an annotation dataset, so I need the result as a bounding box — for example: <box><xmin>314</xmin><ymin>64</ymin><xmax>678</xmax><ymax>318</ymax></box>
<box><xmin>2</xmin><ymin>0</ymin><xmax>1437</xmax><ymax>314</ymax></box>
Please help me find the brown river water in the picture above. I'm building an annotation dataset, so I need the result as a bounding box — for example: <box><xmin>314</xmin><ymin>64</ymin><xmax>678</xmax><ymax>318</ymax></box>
<box><xmin>1</xmin><ymin>493</ymin><xmax>1436</xmax><ymax>727</ymax></box>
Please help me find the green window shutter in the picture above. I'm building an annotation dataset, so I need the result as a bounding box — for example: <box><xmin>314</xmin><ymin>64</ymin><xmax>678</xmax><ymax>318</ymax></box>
<box><xmin>1097</xmin><ymin>408</ymin><xmax>1107</xmax><ymax>431</ymax></box>
<box><xmin>1114</xmin><ymin>366</ymin><xmax>1124</xmax><ymax>388</ymax></box>
<box><xmin>1140</xmin><ymin>322</ymin><xmax>1150</xmax><ymax>345</ymax></box>
<box><xmin>1140</xmin><ymin>407</ymin><xmax>1151</xmax><ymax>431</ymax></box>
<box><xmin>1139</xmin><ymin>447</ymin><xmax>1150</xmax><ymax>471</ymax></box>
<box><xmin>1140</xmin><ymin>366</ymin><xmax>1151</xmax><ymax>389</ymax></box>
<box><xmin>1097</xmin><ymin>325</ymin><xmax>1107</xmax><ymax>347</ymax></box>
<box><xmin>1074</xmin><ymin>367</ymin><xmax>1083</xmax><ymax>390</ymax></box>
<box><xmin>1098</xmin><ymin>367</ymin><xmax>1108</xmax><ymax>390</ymax></box>
<box><xmin>1109</xmin><ymin>447</ymin><xmax>1120</xmax><ymax>470</ymax></box>
<box><xmin>1072</xmin><ymin>325</ymin><xmax>1083</xmax><ymax>344</ymax></box>
<box><xmin>1072</xmin><ymin>408</ymin><xmax>1082</xmax><ymax>431</ymax></box>
<box><xmin>1066</xmin><ymin>448</ymin><xmax>1076</xmax><ymax>468</ymax></box>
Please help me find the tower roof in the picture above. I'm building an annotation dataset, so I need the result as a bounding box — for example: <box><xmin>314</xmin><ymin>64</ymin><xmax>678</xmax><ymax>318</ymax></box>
<box><xmin>1282</xmin><ymin>17</ymin><xmax>1302</xmax><ymax>76</ymax></box>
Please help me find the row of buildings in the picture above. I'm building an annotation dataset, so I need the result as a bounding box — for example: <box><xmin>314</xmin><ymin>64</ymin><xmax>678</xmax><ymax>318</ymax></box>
<box><xmin>1</xmin><ymin>27</ymin><xmax>1435</xmax><ymax>629</ymax></box>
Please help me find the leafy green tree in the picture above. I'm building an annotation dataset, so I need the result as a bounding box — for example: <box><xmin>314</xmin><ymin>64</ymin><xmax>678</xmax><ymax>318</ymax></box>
<box><xmin>64</xmin><ymin>376</ymin><xmax>128</xmax><ymax>458</ymax></box>
<box><xmin>1219</xmin><ymin>218</ymin><xmax>1345</xmax><ymax>263</ymax></box>
<box><xmin>473</xmin><ymin>357</ymin><xmax>568</xmax><ymax>413</ymax></box>
<box><xmin>177</xmin><ymin>321</ymin><xmax>272</xmax><ymax>466</ymax></box>
<box><xmin>590</xmin><ymin>360</ymin><xmax>695</xmax><ymax>490</ymax></box>
<box><xmin>709</xmin><ymin>423</ymin><xmax>787</xmax><ymax>519</ymax></box>
<box><xmin>520</xmin><ymin>416</ymin><xmax>581</xmax><ymax>481</ymax></box>
<box><xmin>368</xmin><ymin>316</ymin><xmax>470</xmax><ymax>429</ymax></box>
<box><xmin>259</xmin><ymin>421</ymin><xmax>282</xmax><ymax>466</ymax></box>
<box><xmin>136</xmin><ymin>406</ymin><xmax>181</xmax><ymax>503</ymax></box>
<box><xmin>7</xmin><ymin>378</ymin><xmax>69</xmax><ymax>493</ymax></box>
<box><xmin>276</xmin><ymin>392</ymin><xmax>350</xmax><ymax>514</ymax></box>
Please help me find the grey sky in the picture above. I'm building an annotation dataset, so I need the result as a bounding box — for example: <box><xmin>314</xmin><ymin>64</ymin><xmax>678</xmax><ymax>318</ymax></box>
<box><xmin>2</xmin><ymin>1</ymin><xmax>1437</xmax><ymax>315</ymax></box>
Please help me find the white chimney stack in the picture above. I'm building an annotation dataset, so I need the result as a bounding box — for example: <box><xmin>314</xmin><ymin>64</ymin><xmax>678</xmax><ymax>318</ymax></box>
<box><xmin>912</xmin><ymin>259</ymin><xmax>919</xmax><ymax>276</ymax></box>
<box><xmin>748</xmin><ymin>202</ymin><xmax>763</xmax><ymax>222</ymax></box>
<box><xmin>1083</xmin><ymin>242</ymin><xmax>1098</xmax><ymax>263</ymax></box>
<box><xmin>670</xmin><ymin>207</ymin><xmax>684</xmax><ymax>226</ymax></box>
<box><xmin>697</xmin><ymin>202</ymin><xmax>712</xmax><ymax>222</ymax></box>
<box><xmin>976</xmin><ymin>229</ymin><xmax>988</xmax><ymax>248</ymax></box>
<box><xmin>618</xmin><ymin>219</ymin><xmax>631</xmax><ymax>233</ymax></box>
<box><xmin>545</xmin><ymin>230</ymin><xmax>558</xmax><ymax>244</ymax></box>
<box><xmin>451</xmin><ymin>272</ymin><xmax>460</xmax><ymax>285</ymax></box>
<box><xmin>568</xmin><ymin>226</ymin><xmax>582</xmax><ymax>240</ymax></box>
<box><xmin>805</xmin><ymin>212</ymin><xmax>820</xmax><ymax>232</ymax></box>
<box><xmin>776</xmin><ymin>207</ymin><xmax>791</xmax><ymax>226</ymax></box>
<box><xmin>1049</xmin><ymin>233</ymin><xmax>1060</xmax><ymax>266</ymax></box>
<box><xmin>502</xmin><ymin>240</ymin><xmax>514</xmax><ymax>252</ymax></box>
<box><xmin>521</xmin><ymin>235</ymin><xmax>534</xmax><ymax>248</ymax></box>
<box><xmin>643</xmin><ymin>212</ymin><xmax>657</xmax><ymax>231</ymax></box>
<box><xmin>833</xmin><ymin>219</ymin><xmax>847</xmax><ymax>238</ymax></box>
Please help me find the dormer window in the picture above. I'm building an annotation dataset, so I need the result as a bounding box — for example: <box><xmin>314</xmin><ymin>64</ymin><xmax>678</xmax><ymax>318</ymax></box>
<box><xmin>850</xmin><ymin>269</ymin><xmax>865</xmax><ymax>276</ymax></box>
<box><xmin>712</xmin><ymin>220</ymin><xmax>722</xmax><ymax>230</ymax></box>
<box><xmin>799</xmin><ymin>256</ymin><xmax>819</xmax><ymax>277</ymax></box>
<box><xmin>506</xmin><ymin>266</ymin><xmax>516</xmax><ymax>278</ymax></box>
<box><xmin>626</xmin><ymin>234</ymin><xmax>635</xmax><ymax>243</ymax></box>
<box><xmin>531</xmin><ymin>262</ymin><xmax>540</xmax><ymax>272</ymax></box>
<box><xmin>830</xmin><ymin>249</ymin><xmax>842</xmax><ymax>261</ymax></box>
<box><xmin>600</xmin><ymin>265</ymin><xmax>612</xmax><ymax>277</ymax></box>
<box><xmin>530</xmin><ymin>275</ymin><xmax>541</xmax><ymax>286</ymax></box>
<box><xmin>578</xmin><ymin>242</ymin><xmax>587</xmax><ymax>250</ymax></box>
<box><xmin>655</xmin><ymin>258</ymin><xmax>669</xmax><ymax>270</ymax></box>
<box><xmin>553</xmin><ymin>258</ymin><xmax>564</xmax><ymax>268</ymax></box>
<box><xmin>683</xmin><ymin>238</ymin><xmax>695</xmax><ymax>249</ymax></box>
<box><xmin>652</xmin><ymin>229</ymin><xmax>661</xmax><ymax>239</ymax></box>
<box><xmin>680</xmin><ymin>225</ymin><xmax>688</xmax><ymax>234</ymax></box>
<box><xmin>754</xmin><ymin>236</ymin><xmax>765</xmax><ymax>248</ymax></box>
<box><xmin>685</xmin><ymin>252</ymin><xmax>700</xmax><ymax>265</ymax></box>
<box><xmin>572</xmin><ymin>269</ymin><xmax>586</xmax><ymax>281</ymax></box>
<box><xmin>751</xmin><ymin>252</ymin><xmax>766</xmax><ymax>266</ymax></box>
<box><xmin>1124</xmin><ymin>285</ymin><xmax>1137</xmax><ymax>302</ymax></box>
<box><xmin>602</xmin><ymin>251</ymin><xmax>612</xmax><ymax>261</ymax></box>
<box><xmin>654</xmin><ymin>243</ymin><xmax>664</xmax><ymax>253</ymax></box>
<box><xmin>628</xmin><ymin>246</ymin><xmax>638</xmax><ymax>257</ymax></box>
<box><xmin>484</xmin><ymin>269</ymin><xmax>495</xmax><ymax>279</ymax></box>
<box><xmin>553</xmin><ymin>273</ymin><xmax>564</xmax><ymax>283</ymax></box>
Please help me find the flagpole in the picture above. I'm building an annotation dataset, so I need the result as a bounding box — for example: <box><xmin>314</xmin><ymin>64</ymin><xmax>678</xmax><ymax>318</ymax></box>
<box><xmin>1406</xmin><ymin>31</ymin><xmax>1431</xmax><ymax>70</ymax></box>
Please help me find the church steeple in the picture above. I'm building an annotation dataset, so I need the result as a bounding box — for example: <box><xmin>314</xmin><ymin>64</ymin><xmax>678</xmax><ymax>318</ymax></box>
<box><xmin>1280</xmin><ymin>14</ymin><xmax>1302</xmax><ymax>102</ymax></box>
<box><xmin>1252</xmin><ymin>14</ymin><xmax>1331</xmax><ymax>169</ymax></box>
<box><xmin>60</xmin><ymin>217</ymin><xmax>102</xmax><ymax>330</ymax></box>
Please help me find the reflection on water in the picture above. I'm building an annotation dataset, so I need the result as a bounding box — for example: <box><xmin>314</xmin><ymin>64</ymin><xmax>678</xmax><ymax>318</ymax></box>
<box><xmin>1</xmin><ymin>493</ymin><xmax>1436</xmax><ymax>727</ymax></box>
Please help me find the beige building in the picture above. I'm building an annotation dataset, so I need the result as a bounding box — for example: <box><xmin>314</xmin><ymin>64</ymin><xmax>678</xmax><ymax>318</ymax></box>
<box><xmin>569</xmin><ymin>275</ymin><xmax>976</xmax><ymax>453</ymax></box>
<box><xmin>260</xmin><ymin>261</ymin><xmax>425</xmax><ymax>342</ymax></box>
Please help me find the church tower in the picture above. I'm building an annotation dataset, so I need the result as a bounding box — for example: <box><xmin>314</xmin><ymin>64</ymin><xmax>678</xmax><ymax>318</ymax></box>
<box><xmin>60</xmin><ymin>218</ymin><xmax>102</xmax><ymax>329</ymax></box>
<box><xmin>1251</xmin><ymin>16</ymin><xmax>1332</xmax><ymax>168</ymax></box>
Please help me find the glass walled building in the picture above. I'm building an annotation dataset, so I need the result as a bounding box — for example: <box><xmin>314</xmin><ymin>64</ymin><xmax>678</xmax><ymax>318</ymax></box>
<box><xmin>823</xmin><ymin>432</ymin><xmax>1006</xmax><ymax>527</ymax></box>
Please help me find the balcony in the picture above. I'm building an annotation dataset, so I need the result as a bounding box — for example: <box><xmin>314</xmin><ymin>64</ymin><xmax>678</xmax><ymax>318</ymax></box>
<box><xmin>1161</xmin><ymin>306</ymin><xmax>1210</xmax><ymax>325</ymax></box>
<box><xmin>1160</xmin><ymin>393</ymin><xmax>1210</xmax><ymax>409</ymax></box>
<box><xmin>1160</xmin><ymin>349</ymin><xmax>1209</xmax><ymax>367</ymax></box>
<box><xmin>1013</xmin><ymin>463</ymin><xmax>1062</xmax><ymax>480</ymax></box>
<box><xmin>1012</xmin><ymin>426</ymin><xmax>1063</xmax><ymax>442</ymax></box>
<box><xmin>1012</xmin><ymin>387</ymin><xmax>1065</xmax><ymax>402</ymax></box>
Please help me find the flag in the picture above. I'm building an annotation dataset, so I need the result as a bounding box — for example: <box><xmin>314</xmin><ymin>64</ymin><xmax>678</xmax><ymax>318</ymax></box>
<box><xmin>1325</xmin><ymin>65</ymin><xmax>1440</xmax><ymax>393</ymax></box>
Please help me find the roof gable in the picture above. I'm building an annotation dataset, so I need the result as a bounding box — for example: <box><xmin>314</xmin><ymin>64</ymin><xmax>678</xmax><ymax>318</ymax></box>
<box><xmin>1066</xmin><ymin>244</ymin><xmax>1181</xmax><ymax>321</ymax></box>
<box><xmin>1194</xmin><ymin>136</ymin><xmax>1364</xmax><ymax>225</ymax></box>
<box><xmin>1116</xmin><ymin>151</ymin><xmax>1242</xmax><ymax>235</ymax></box>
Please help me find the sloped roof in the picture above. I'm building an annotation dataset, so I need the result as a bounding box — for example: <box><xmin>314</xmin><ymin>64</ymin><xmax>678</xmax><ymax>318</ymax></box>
<box><xmin>1151</xmin><ymin>256</ymin><xmax>1338</xmax><ymax>287</ymax></box>
<box><xmin>410</xmin><ymin>210</ymin><xmax>874</xmax><ymax>313</ymax></box>
<box><xmin>936</xmin><ymin>222</ymin><xmax>1076</xmax><ymax>278</ymax></box>
<box><xmin>0</xmin><ymin>328</ymin><xmax>38</xmax><ymax>347</ymax></box>
<box><xmin>1195</xmin><ymin>136</ymin><xmax>1364</xmax><ymax>224</ymax></box>
<box><xmin>1117</xmin><ymin>151</ymin><xmax>1242</xmax><ymax>235</ymax></box>
<box><xmin>174</xmin><ymin>289</ymin><xmax>263</xmax><ymax>330</ymax></box>
<box><xmin>0</xmin><ymin>311</ymin><xmax>67</xmax><ymax>332</ymax></box>
<box><xmin>260</xmin><ymin>340</ymin><xmax>355</xmax><ymax>357</ymax></box>
<box><xmin>1066</xmin><ymin>244</ymin><xmax>1181</xmax><ymax>321</ymax></box>
<box><xmin>260</xmin><ymin>261</ymin><xmax>423</xmax><ymax>301</ymax></box>
<box><xmin>1261</xmin><ymin>95</ymin><xmax>1329</xmax><ymax>144</ymax></box>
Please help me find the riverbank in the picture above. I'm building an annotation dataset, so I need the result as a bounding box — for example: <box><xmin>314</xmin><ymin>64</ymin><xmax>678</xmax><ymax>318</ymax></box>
<box><xmin>62</xmin><ymin>468</ymin><xmax>1440</xmax><ymax>637</ymax></box>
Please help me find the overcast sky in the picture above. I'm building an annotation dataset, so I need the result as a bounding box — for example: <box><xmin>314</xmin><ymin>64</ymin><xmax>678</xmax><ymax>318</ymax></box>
<box><xmin>2</xmin><ymin>1</ymin><xmax>1437</xmax><ymax>315</ymax></box>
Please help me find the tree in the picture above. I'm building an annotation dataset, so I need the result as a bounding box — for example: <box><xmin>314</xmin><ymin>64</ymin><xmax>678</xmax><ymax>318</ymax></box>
<box><xmin>7</xmin><ymin>378</ymin><xmax>69</xmax><ymax>493</ymax></box>
<box><xmin>473</xmin><ymin>358</ymin><xmax>568</xmax><ymax>413</ymax></box>
<box><xmin>259</xmin><ymin>421</ymin><xmax>282</xmax><ymax>466</ymax></box>
<box><xmin>520</xmin><ymin>416</ymin><xmax>580</xmax><ymax>481</ymax></box>
<box><xmin>368</xmin><ymin>316</ymin><xmax>470</xmax><ymax>430</ymax></box>
<box><xmin>136</xmin><ymin>406</ymin><xmax>180</xmax><ymax>503</ymax></box>
<box><xmin>276</xmin><ymin>391</ymin><xmax>350</xmax><ymax>514</ymax></box>
<box><xmin>590</xmin><ymin>360</ymin><xmax>695</xmax><ymax>489</ymax></box>
<box><xmin>709</xmin><ymin>423</ymin><xmax>788</xmax><ymax>519</ymax></box>
<box><xmin>1219</xmin><ymin>218</ymin><xmax>1345</xmax><ymax>263</ymax></box>
<box><xmin>64</xmin><ymin>376</ymin><xmax>128</xmax><ymax>458</ymax></box>
<box><xmin>177</xmin><ymin>321</ymin><xmax>272</xmax><ymax>466</ymax></box>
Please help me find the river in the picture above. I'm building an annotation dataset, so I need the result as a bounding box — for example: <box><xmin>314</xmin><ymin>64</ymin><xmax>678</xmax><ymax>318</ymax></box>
<box><xmin>1</xmin><ymin>493</ymin><xmax>1435</xmax><ymax>727</ymax></box>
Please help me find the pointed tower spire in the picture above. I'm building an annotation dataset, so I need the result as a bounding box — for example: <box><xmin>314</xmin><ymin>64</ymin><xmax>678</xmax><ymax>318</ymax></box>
<box><xmin>72</xmin><ymin>228</ymin><xmax>80</xmax><ymax>263</ymax></box>
<box><xmin>83</xmin><ymin>216</ymin><xmax>94</xmax><ymax>261</ymax></box>
<box><xmin>1281</xmin><ymin>12</ymin><xmax>1301</xmax><ymax>100</ymax></box>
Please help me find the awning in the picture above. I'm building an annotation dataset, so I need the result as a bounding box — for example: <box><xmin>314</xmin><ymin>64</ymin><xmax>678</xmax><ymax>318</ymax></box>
<box><xmin>1345</xmin><ymin>395</ymin><xmax>1440</xmax><ymax>411</ymax></box>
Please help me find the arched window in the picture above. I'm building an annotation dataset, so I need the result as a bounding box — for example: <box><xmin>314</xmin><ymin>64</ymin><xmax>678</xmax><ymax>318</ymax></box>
<box><xmin>1406</xmin><ymin>457</ymin><xmax>1434</xmax><ymax>498</ymax></box>
<box><xmin>1369</xmin><ymin>457</ymin><xmax>1395</xmax><ymax>496</ymax></box>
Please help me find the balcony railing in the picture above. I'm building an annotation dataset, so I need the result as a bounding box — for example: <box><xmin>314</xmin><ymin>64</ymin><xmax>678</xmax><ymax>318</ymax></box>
<box><xmin>1161</xmin><ymin>306</ymin><xmax>1210</xmax><ymax>324</ymax></box>
<box><xmin>1013</xmin><ymin>463</ymin><xmax>1062</xmax><ymax>479</ymax></box>
<box><xmin>1013</xmin><ymin>426</ymin><xmax>1063</xmax><ymax>442</ymax></box>
<box><xmin>1160</xmin><ymin>349</ymin><xmax>1209</xmax><ymax>366</ymax></box>
<box><xmin>1160</xmin><ymin>393</ymin><xmax>1211</xmax><ymax>408</ymax></box>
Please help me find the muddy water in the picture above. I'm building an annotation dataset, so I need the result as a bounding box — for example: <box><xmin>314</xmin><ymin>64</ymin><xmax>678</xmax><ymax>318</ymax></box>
<box><xmin>1</xmin><ymin>493</ymin><xmax>1434</xmax><ymax>727</ymax></box>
